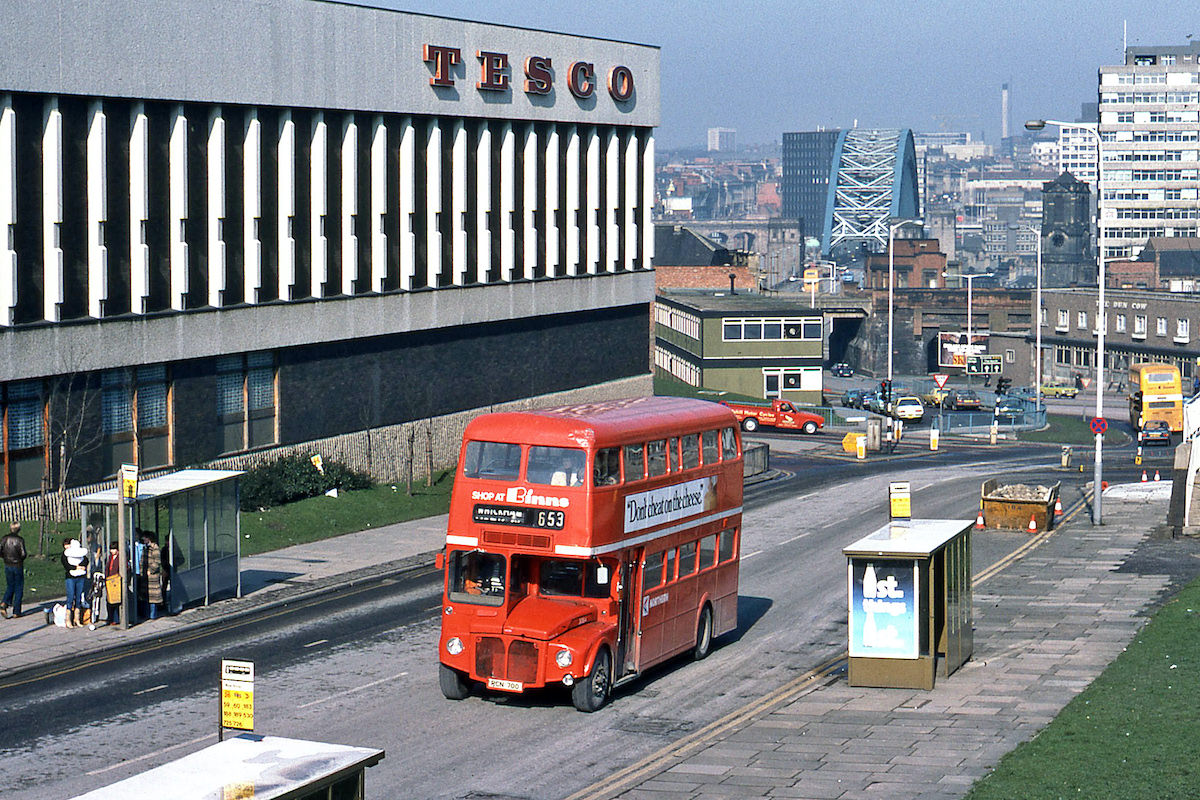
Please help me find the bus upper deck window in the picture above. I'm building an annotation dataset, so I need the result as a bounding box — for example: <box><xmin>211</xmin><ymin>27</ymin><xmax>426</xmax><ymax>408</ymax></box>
<box><xmin>701</xmin><ymin>430</ymin><xmax>719</xmax><ymax>463</ymax></box>
<box><xmin>721</xmin><ymin>427</ymin><xmax>738</xmax><ymax>459</ymax></box>
<box><xmin>624</xmin><ymin>444</ymin><xmax>645</xmax><ymax>481</ymax></box>
<box><xmin>462</xmin><ymin>441</ymin><xmax>521</xmax><ymax>481</ymax></box>
<box><xmin>528</xmin><ymin>446</ymin><xmax>586</xmax><ymax>486</ymax></box>
<box><xmin>647</xmin><ymin>440</ymin><xmax>667</xmax><ymax>477</ymax></box>
<box><xmin>680</xmin><ymin>434</ymin><xmax>700</xmax><ymax>469</ymax></box>
<box><xmin>594</xmin><ymin>448</ymin><xmax>620</xmax><ymax>486</ymax></box>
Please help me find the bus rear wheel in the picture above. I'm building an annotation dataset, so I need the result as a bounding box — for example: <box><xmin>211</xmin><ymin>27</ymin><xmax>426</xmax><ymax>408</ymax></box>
<box><xmin>692</xmin><ymin>605</ymin><xmax>713</xmax><ymax>660</ymax></box>
<box><xmin>741</xmin><ymin>417</ymin><xmax>758</xmax><ymax>432</ymax></box>
<box><xmin>572</xmin><ymin>647</ymin><xmax>611</xmax><ymax>712</ymax></box>
<box><xmin>439</xmin><ymin>664</ymin><xmax>470</xmax><ymax>700</ymax></box>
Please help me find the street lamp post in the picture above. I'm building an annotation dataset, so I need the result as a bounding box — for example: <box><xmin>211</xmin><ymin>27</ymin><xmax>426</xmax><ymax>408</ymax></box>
<box><xmin>943</xmin><ymin>271</ymin><xmax>995</xmax><ymax>386</ymax></box>
<box><xmin>1027</xmin><ymin>118</ymin><xmax>1105</xmax><ymax>524</ymax></box>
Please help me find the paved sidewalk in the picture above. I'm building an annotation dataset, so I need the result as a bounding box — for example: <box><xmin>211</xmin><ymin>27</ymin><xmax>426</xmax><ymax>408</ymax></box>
<box><xmin>604</xmin><ymin>482</ymin><xmax>1178</xmax><ymax>799</ymax></box>
<box><xmin>0</xmin><ymin>514</ymin><xmax>449</xmax><ymax>682</ymax></box>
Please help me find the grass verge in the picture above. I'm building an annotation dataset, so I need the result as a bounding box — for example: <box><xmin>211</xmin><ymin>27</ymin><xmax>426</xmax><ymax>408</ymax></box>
<box><xmin>9</xmin><ymin>472</ymin><xmax>453</xmax><ymax>606</ymax></box>
<box><xmin>965</xmin><ymin>576</ymin><xmax>1200</xmax><ymax>798</ymax></box>
<box><xmin>1019</xmin><ymin>413</ymin><xmax>1127</xmax><ymax>446</ymax></box>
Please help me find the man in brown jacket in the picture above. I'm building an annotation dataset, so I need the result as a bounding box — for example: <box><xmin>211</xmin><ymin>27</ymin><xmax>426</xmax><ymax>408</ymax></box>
<box><xmin>2</xmin><ymin>521</ymin><xmax>27</xmax><ymax>618</ymax></box>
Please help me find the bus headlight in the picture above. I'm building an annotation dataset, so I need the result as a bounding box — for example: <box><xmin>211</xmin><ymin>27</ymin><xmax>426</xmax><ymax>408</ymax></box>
<box><xmin>555</xmin><ymin>648</ymin><xmax>573</xmax><ymax>668</ymax></box>
<box><xmin>446</xmin><ymin>637</ymin><xmax>464</xmax><ymax>656</ymax></box>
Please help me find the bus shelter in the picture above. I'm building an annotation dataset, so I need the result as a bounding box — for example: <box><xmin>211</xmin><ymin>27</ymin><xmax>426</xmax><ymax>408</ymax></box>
<box><xmin>70</xmin><ymin>734</ymin><xmax>385</xmax><ymax>800</ymax></box>
<box><xmin>76</xmin><ymin>469</ymin><xmax>244</xmax><ymax>623</ymax></box>
<box><xmin>842</xmin><ymin>518</ymin><xmax>973</xmax><ymax>690</ymax></box>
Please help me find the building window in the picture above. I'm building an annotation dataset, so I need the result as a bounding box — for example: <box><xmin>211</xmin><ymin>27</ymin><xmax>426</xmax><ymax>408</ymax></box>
<box><xmin>1005</xmin><ymin>349</ymin><xmax>1015</xmax><ymax>363</ymax></box>
<box><xmin>722</xmin><ymin>317</ymin><xmax>820</xmax><ymax>342</ymax></box>
<box><xmin>101</xmin><ymin>366</ymin><xmax>171</xmax><ymax>476</ymax></box>
<box><xmin>217</xmin><ymin>352</ymin><xmax>278</xmax><ymax>453</ymax></box>
<box><xmin>1077</xmin><ymin>311</ymin><xmax>1088</xmax><ymax>330</ymax></box>
<box><xmin>1178</xmin><ymin>318</ymin><xmax>1190</xmax><ymax>340</ymax></box>
<box><xmin>1116</xmin><ymin>314</ymin><xmax>1127</xmax><ymax>332</ymax></box>
<box><xmin>3</xmin><ymin>381</ymin><xmax>44</xmax><ymax>496</ymax></box>
<box><xmin>1157</xmin><ymin>317</ymin><xmax>1168</xmax><ymax>337</ymax></box>
<box><xmin>1134</xmin><ymin>315</ymin><xmax>1147</xmax><ymax>336</ymax></box>
<box><xmin>1057</xmin><ymin>309</ymin><xmax>1069</xmax><ymax>329</ymax></box>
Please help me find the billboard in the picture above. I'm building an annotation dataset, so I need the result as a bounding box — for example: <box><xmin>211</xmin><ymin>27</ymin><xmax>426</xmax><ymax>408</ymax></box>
<box><xmin>847</xmin><ymin>559</ymin><xmax>920</xmax><ymax>659</ymax></box>
<box><xmin>938</xmin><ymin>331</ymin><xmax>989</xmax><ymax>368</ymax></box>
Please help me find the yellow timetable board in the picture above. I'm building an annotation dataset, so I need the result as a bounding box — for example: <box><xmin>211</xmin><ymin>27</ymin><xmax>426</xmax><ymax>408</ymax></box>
<box><xmin>221</xmin><ymin>659</ymin><xmax>255</xmax><ymax>732</ymax></box>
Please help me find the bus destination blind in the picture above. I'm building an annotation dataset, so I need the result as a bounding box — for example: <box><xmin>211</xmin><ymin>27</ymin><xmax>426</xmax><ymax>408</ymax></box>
<box><xmin>473</xmin><ymin>504</ymin><xmax>565</xmax><ymax>530</ymax></box>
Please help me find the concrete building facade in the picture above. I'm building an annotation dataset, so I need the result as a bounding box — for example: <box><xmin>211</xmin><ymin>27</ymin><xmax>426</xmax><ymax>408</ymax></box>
<box><xmin>0</xmin><ymin>1</ymin><xmax>659</xmax><ymax>499</ymax></box>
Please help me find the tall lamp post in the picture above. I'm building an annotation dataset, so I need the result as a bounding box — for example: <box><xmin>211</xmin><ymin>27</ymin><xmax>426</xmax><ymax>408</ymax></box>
<box><xmin>943</xmin><ymin>271</ymin><xmax>995</xmax><ymax>385</ymax></box>
<box><xmin>1027</xmin><ymin>118</ymin><xmax>1105</xmax><ymax>524</ymax></box>
<box><xmin>1011</xmin><ymin>223</ymin><xmax>1044</xmax><ymax>416</ymax></box>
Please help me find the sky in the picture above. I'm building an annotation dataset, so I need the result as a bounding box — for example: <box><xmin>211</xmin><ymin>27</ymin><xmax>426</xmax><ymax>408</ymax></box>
<box><xmin>368</xmin><ymin>1</ymin><xmax>1200</xmax><ymax>149</ymax></box>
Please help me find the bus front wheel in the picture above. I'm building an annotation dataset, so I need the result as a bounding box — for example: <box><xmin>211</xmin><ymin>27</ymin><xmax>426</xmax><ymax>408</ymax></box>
<box><xmin>439</xmin><ymin>664</ymin><xmax>470</xmax><ymax>700</ymax></box>
<box><xmin>572</xmin><ymin>648</ymin><xmax>611</xmax><ymax>712</ymax></box>
<box><xmin>692</xmin><ymin>605</ymin><xmax>713</xmax><ymax>660</ymax></box>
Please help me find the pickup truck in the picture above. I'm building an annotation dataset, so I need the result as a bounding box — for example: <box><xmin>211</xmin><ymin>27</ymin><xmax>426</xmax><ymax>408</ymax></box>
<box><xmin>719</xmin><ymin>399</ymin><xmax>824</xmax><ymax>434</ymax></box>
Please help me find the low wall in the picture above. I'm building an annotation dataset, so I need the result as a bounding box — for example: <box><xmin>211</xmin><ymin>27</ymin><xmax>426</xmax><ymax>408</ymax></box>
<box><xmin>744</xmin><ymin>442</ymin><xmax>769</xmax><ymax>478</ymax></box>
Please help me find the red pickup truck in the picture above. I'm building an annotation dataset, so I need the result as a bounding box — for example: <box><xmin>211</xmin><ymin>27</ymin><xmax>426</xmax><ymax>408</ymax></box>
<box><xmin>719</xmin><ymin>399</ymin><xmax>824</xmax><ymax>434</ymax></box>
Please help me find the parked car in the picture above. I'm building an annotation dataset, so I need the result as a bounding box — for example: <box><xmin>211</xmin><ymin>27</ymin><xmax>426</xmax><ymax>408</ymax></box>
<box><xmin>943</xmin><ymin>388</ymin><xmax>981</xmax><ymax>411</ymax></box>
<box><xmin>830</xmin><ymin>362</ymin><xmax>853</xmax><ymax>378</ymax></box>
<box><xmin>864</xmin><ymin>391</ymin><xmax>886</xmax><ymax>414</ymax></box>
<box><xmin>892</xmin><ymin>396</ymin><xmax>925</xmax><ymax>421</ymax></box>
<box><xmin>1141</xmin><ymin>419</ymin><xmax>1172</xmax><ymax>446</ymax></box>
<box><xmin>1041</xmin><ymin>383</ymin><xmax>1079</xmax><ymax>399</ymax></box>
<box><xmin>841</xmin><ymin>388</ymin><xmax>865</xmax><ymax>408</ymax></box>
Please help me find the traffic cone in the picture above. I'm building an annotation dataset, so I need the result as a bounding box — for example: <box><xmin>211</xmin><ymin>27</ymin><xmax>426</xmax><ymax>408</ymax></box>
<box><xmin>1141</xmin><ymin>470</ymin><xmax>1148</xmax><ymax>482</ymax></box>
<box><xmin>974</xmin><ymin>510</ymin><xmax>985</xmax><ymax>530</ymax></box>
<box><xmin>1154</xmin><ymin>470</ymin><xmax>1161</xmax><ymax>482</ymax></box>
<box><xmin>1054</xmin><ymin>497</ymin><xmax>1063</xmax><ymax>518</ymax></box>
<box><xmin>1027</xmin><ymin>514</ymin><xmax>1038</xmax><ymax>533</ymax></box>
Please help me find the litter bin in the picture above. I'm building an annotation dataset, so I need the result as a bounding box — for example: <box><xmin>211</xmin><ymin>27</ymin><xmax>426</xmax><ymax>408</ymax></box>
<box><xmin>843</xmin><ymin>518</ymin><xmax>973</xmax><ymax>690</ymax></box>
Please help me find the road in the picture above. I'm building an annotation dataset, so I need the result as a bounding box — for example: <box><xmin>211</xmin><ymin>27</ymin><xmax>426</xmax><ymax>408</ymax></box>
<box><xmin>0</xmin><ymin>443</ymin><xmax>1163</xmax><ymax>799</ymax></box>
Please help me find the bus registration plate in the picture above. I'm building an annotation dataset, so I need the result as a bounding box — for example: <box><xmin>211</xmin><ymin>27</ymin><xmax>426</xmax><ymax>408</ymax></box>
<box><xmin>487</xmin><ymin>678</ymin><xmax>523</xmax><ymax>692</ymax></box>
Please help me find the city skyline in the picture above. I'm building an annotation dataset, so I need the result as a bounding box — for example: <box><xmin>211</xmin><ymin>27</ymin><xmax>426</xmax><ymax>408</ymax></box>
<box><xmin>370</xmin><ymin>0</ymin><xmax>1199</xmax><ymax>148</ymax></box>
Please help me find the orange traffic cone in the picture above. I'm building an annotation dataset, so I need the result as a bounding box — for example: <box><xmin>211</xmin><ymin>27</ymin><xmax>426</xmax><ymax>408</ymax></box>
<box><xmin>974</xmin><ymin>511</ymin><xmax>985</xmax><ymax>530</ymax></box>
<box><xmin>1141</xmin><ymin>470</ymin><xmax>1148</xmax><ymax>482</ymax></box>
<box><xmin>1154</xmin><ymin>470</ymin><xmax>1161</xmax><ymax>482</ymax></box>
<box><xmin>1054</xmin><ymin>497</ymin><xmax>1063</xmax><ymax>517</ymax></box>
<box><xmin>1027</xmin><ymin>514</ymin><xmax>1038</xmax><ymax>533</ymax></box>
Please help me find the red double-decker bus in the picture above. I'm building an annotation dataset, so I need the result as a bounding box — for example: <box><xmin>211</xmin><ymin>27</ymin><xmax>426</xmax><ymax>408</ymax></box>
<box><xmin>437</xmin><ymin>396</ymin><xmax>743</xmax><ymax>711</ymax></box>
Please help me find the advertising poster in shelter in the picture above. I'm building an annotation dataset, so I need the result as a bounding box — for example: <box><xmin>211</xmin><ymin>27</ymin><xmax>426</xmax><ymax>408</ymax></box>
<box><xmin>847</xmin><ymin>559</ymin><xmax>919</xmax><ymax>659</ymax></box>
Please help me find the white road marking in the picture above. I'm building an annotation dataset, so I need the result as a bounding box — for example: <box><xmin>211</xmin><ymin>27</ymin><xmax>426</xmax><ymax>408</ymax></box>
<box><xmin>132</xmin><ymin>684</ymin><xmax>167</xmax><ymax>696</ymax></box>
<box><xmin>780</xmin><ymin>532</ymin><xmax>813</xmax><ymax>544</ymax></box>
<box><xmin>741</xmin><ymin>550</ymin><xmax>762</xmax><ymax>560</ymax></box>
<box><xmin>297</xmin><ymin>670</ymin><xmax>410</xmax><ymax>710</ymax></box>
<box><xmin>86</xmin><ymin>732</ymin><xmax>214</xmax><ymax>775</ymax></box>
<box><xmin>303</xmin><ymin>639</ymin><xmax>328</xmax><ymax>648</ymax></box>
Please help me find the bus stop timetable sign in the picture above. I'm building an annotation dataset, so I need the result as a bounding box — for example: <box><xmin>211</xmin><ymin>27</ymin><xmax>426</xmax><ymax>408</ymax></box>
<box><xmin>221</xmin><ymin>659</ymin><xmax>254</xmax><ymax>733</ymax></box>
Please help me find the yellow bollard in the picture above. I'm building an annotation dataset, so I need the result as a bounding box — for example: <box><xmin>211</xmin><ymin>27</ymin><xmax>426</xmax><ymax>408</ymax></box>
<box><xmin>930</xmin><ymin>428</ymin><xmax>939</xmax><ymax>451</ymax></box>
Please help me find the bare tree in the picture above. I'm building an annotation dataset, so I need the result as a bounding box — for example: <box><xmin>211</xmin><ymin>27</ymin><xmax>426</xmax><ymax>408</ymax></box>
<box><xmin>41</xmin><ymin>343</ymin><xmax>104</xmax><ymax>552</ymax></box>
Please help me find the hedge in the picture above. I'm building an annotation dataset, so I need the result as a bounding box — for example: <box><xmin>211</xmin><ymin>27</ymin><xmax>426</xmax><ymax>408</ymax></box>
<box><xmin>239</xmin><ymin>454</ymin><xmax>372</xmax><ymax>511</ymax></box>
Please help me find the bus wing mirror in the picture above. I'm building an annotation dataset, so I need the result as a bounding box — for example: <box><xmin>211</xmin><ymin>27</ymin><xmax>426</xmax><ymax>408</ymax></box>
<box><xmin>435</xmin><ymin>551</ymin><xmax>445</xmax><ymax>571</ymax></box>
<box><xmin>595</xmin><ymin>565</ymin><xmax>610</xmax><ymax>585</ymax></box>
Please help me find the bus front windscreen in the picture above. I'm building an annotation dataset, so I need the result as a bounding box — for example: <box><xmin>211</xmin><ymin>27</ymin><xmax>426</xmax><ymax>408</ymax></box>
<box><xmin>448</xmin><ymin>550</ymin><xmax>506</xmax><ymax>606</ymax></box>
<box><xmin>539</xmin><ymin>559</ymin><xmax>611</xmax><ymax>598</ymax></box>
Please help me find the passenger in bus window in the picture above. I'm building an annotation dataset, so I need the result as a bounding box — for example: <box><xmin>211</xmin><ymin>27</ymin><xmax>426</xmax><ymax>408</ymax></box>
<box><xmin>593</xmin><ymin>448</ymin><xmax>620</xmax><ymax>486</ymax></box>
<box><xmin>623</xmin><ymin>444</ymin><xmax>646</xmax><ymax>481</ymax></box>
<box><xmin>647</xmin><ymin>440</ymin><xmax>667</xmax><ymax>476</ymax></box>
<box><xmin>701</xmin><ymin>430</ymin><xmax>719</xmax><ymax>463</ymax></box>
<box><xmin>721</xmin><ymin>427</ymin><xmax>738</xmax><ymax>460</ymax></box>
<box><xmin>681</xmin><ymin>434</ymin><xmax>700</xmax><ymax>469</ymax></box>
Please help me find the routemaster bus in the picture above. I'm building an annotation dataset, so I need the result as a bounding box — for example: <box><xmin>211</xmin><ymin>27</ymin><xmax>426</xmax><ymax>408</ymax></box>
<box><xmin>1129</xmin><ymin>362</ymin><xmax>1184</xmax><ymax>432</ymax></box>
<box><xmin>436</xmin><ymin>396</ymin><xmax>743</xmax><ymax>712</ymax></box>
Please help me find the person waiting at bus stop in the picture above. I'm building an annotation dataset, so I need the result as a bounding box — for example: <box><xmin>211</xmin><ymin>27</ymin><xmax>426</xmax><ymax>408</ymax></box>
<box><xmin>139</xmin><ymin>530</ymin><xmax>164</xmax><ymax>620</ymax></box>
<box><xmin>61</xmin><ymin>538</ymin><xmax>89</xmax><ymax>629</ymax></box>
<box><xmin>104</xmin><ymin>542</ymin><xmax>122</xmax><ymax>625</ymax></box>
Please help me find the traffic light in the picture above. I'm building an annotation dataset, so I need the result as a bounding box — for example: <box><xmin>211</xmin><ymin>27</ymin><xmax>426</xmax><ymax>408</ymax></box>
<box><xmin>996</xmin><ymin>377</ymin><xmax>1011</xmax><ymax>396</ymax></box>
<box><xmin>880</xmin><ymin>379</ymin><xmax>892</xmax><ymax>404</ymax></box>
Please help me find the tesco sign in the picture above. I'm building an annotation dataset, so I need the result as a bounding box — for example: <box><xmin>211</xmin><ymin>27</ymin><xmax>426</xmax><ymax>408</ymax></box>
<box><xmin>423</xmin><ymin>44</ymin><xmax>635</xmax><ymax>103</ymax></box>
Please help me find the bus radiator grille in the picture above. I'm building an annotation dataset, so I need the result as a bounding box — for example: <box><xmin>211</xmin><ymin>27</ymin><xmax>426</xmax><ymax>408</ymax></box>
<box><xmin>482</xmin><ymin>530</ymin><xmax>552</xmax><ymax>549</ymax></box>
<box><xmin>508</xmin><ymin>640</ymin><xmax>539</xmax><ymax>684</ymax></box>
<box><xmin>476</xmin><ymin>636</ymin><xmax>505</xmax><ymax>678</ymax></box>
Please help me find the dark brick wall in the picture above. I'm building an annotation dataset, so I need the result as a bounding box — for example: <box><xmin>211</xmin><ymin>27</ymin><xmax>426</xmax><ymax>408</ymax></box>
<box><xmin>172</xmin><ymin>360</ymin><xmax>219</xmax><ymax>466</ymax></box>
<box><xmin>277</xmin><ymin>303</ymin><xmax>650</xmax><ymax>445</ymax></box>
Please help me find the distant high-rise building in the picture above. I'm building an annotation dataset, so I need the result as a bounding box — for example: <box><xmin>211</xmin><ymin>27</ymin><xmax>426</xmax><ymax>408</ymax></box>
<box><xmin>780</xmin><ymin>130</ymin><xmax>840</xmax><ymax>241</ymax></box>
<box><xmin>1001</xmin><ymin>83</ymin><xmax>1010</xmax><ymax>141</ymax></box>
<box><xmin>1099</xmin><ymin>41</ymin><xmax>1200</xmax><ymax>260</ymax></box>
<box><xmin>707</xmin><ymin>127</ymin><xmax>736</xmax><ymax>152</ymax></box>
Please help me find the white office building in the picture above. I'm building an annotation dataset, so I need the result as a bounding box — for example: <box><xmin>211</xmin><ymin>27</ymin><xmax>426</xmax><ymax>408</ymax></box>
<box><xmin>1098</xmin><ymin>41</ymin><xmax>1200</xmax><ymax>260</ymax></box>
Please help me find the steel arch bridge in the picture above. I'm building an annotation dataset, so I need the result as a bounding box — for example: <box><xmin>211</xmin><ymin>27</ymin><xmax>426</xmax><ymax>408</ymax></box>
<box><xmin>822</xmin><ymin>129</ymin><xmax>920</xmax><ymax>256</ymax></box>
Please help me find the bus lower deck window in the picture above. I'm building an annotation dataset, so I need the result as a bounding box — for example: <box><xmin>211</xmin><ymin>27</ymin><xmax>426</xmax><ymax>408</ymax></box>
<box><xmin>679</xmin><ymin>541</ymin><xmax>697</xmax><ymax>576</ymax></box>
<box><xmin>719</xmin><ymin>529</ymin><xmax>736</xmax><ymax>562</ymax></box>
<box><xmin>643</xmin><ymin>552</ymin><xmax>664</xmax><ymax>588</ymax></box>
<box><xmin>700</xmin><ymin>534</ymin><xmax>717</xmax><ymax>568</ymax></box>
<box><xmin>449</xmin><ymin>551</ymin><xmax>507</xmax><ymax>606</ymax></box>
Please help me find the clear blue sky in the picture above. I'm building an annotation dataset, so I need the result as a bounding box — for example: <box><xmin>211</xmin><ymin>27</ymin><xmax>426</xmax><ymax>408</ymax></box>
<box><xmin>367</xmin><ymin>1</ymin><xmax>1198</xmax><ymax>148</ymax></box>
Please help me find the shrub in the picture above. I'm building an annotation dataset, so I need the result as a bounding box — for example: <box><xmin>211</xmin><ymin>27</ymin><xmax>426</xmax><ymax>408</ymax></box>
<box><xmin>239</xmin><ymin>454</ymin><xmax>372</xmax><ymax>510</ymax></box>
